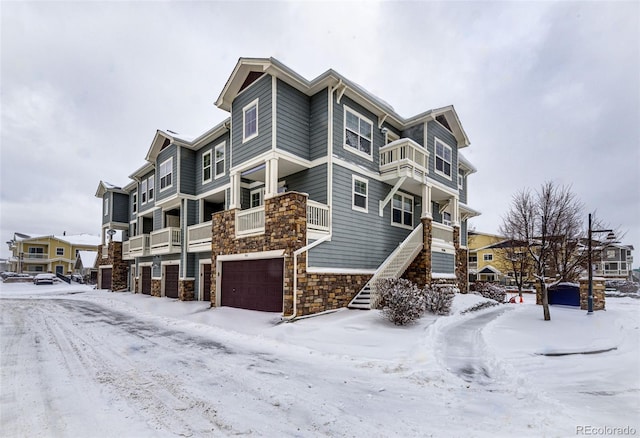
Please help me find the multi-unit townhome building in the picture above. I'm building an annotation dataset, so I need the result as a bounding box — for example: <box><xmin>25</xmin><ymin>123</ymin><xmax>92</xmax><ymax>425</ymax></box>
<box><xmin>96</xmin><ymin>57</ymin><xmax>480</xmax><ymax>317</ymax></box>
<box><xmin>6</xmin><ymin>232</ymin><xmax>100</xmax><ymax>275</ymax></box>
<box><xmin>593</xmin><ymin>243</ymin><xmax>634</xmax><ymax>280</ymax></box>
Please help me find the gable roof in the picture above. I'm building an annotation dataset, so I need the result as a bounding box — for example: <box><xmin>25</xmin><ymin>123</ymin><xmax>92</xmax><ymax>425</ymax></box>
<box><xmin>215</xmin><ymin>57</ymin><xmax>470</xmax><ymax>147</ymax></box>
<box><xmin>76</xmin><ymin>250</ymin><xmax>98</xmax><ymax>269</ymax></box>
<box><xmin>95</xmin><ymin>181</ymin><xmax>126</xmax><ymax>198</ymax></box>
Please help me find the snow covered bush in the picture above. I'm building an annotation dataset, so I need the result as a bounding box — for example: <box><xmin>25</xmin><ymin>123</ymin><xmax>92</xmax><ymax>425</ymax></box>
<box><xmin>375</xmin><ymin>278</ymin><xmax>425</xmax><ymax>325</ymax></box>
<box><xmin>423</xmin><ymin>284</ymin><xmax>456</xmax><ymax>315</ymax></box>
<box><xmin>605</xmin><ymin>280</ymin><xmax>639</xmax><ymax>294</ymax></box>
<box><xmin>473</xmin><ymin>282</ymin><xmax>507</xmax><ymax>303</ymax></box>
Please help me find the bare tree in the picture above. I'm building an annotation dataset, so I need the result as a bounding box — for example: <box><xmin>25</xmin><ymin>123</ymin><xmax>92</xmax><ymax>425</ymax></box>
<box><xmin>501</xmin><ymin>182</ymin><xmax>584</xmax><ymax>321</ymax></box>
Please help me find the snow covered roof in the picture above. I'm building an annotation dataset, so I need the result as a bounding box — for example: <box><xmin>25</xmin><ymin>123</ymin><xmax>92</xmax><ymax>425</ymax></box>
<box><xmin>54</xmin><ymin>234</ymin><xmax>101</xmax><ymax>246</ymax></box>
<box><xmin>95</xmin><ymin>180</ymin><xmax>126</xmax><ymax>198</ymax></box>
<box><xmin>76</xmin><ymin>250</ymin><xmax>98</xmax><ymax>268</ymax></box>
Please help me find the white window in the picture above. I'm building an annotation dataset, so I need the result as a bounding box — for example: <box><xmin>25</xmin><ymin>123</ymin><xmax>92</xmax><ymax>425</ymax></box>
<box><xmin>141</xmin><ymin>179</ymin><xmax>147</xmax><ymax>204</ymax></box>
<box><xmin>352</xmin><ymin>175</ymin><xmax>368</xmax><ymax>213</ymax></box>
<box><xmin>56</xmin><ymin>247</ymin><xmax>64</xmax><ymax>256</ymax></box>
<box><xmin>484</xmin><ymin>254</ymin><xmax>493</xmax><ymax>262</ymax></box>
<box><xmin>250</xmin><ymin>188</ymin><xmax>264</xmax><ymax>208</ymax></box>
<box><xmin>435</xmin><ymin>138</ymin><xmax>452</xmax><ymax>178</ymax></box>
<box><xmin>458</xmin><ymin>171</ymin><xmax>464</xmax><ymax>189</ymax></box>
<box><xmin>443</xmin><ymin>212</ymin><xmax>452</xmax><ymax>226</ymax></box>
<box><xmin>392</xmin><ymin>193</ymin><xmax>413</xmax><ymax>228</ymax></box>
<box><xmin>160</xmin><ymin>158</ymin><xmax>173</xmax><ymax>190</ymax></box>
<box><xmin>132</xmin><ymin>191</ymin><xmax>137</xmax><ymax>213</ymax></box>
<box><xmin>215</xmin><ymin>143</ymin><xmax>225</xmax><ymax>178</ymax></box>
<box><xmin>104</xmin><ymin>198</ymin><xmax>109</xmax><ymax>216</ymax></box>
<box><xmin>148</xmin><ymin>175</ymin><xmax>154</xmax><ymax>201</ymax></box>
<box><xmin>243</xmin><ymin>99</ymin><xmax>258</xmax><ymax>142</ymax></box>
<box><xmin>344</xmin><ymin>107</ymin><xmax>373</xmax><ymax>159</ymax></box>
<box><xmin>202</xmin><ymin>151</ymin><xmax>212</xmax><ymax>183</ymax></box>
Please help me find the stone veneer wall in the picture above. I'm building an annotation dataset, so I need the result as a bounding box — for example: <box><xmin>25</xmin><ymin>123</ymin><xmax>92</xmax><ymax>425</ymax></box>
<box><xmin>579</xmin><ymin>278</ymin><xmax>605</xmax><ymax>311</ymax></box>
<box><xmin>179</xmin><ymin>280</ymin><xmax>195</xmax><ymax>301</ymax></box>
<box><xmin>151</xmin><ymin>279</ymin><xmax>162</xmax><ymax>297</ymax></box>
<box><xmin>402</xmin><ymin>217</ymin><xmax>432</xmax><ymax>288</ymax></box>
<box><xmin>453</xmin><ymin>226</ymin><xmax>468</xmax><ymax>293</ymax></box>
<box><xmin>97</xmin><ymin>242</ymin><xmax>128</xmax><ymax>291</ymax></box>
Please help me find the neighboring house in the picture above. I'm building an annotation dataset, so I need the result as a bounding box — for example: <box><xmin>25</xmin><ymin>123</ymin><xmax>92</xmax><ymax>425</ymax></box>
<box><xmin>96</xmin><ymin>57</ymin><xmax>480</xmax><ymax>316</ymax></box>
<box><xmin>593</xmin><ymin>243</ymin><xmax>634</xmax><ymax>280</ymax></box>
<box><xmin>6</xmin><ymin>232</ymin><xmax>100</xmax><ymax>275</ymax></box>
<box><xmin>468</xmin><ymin>231</ymin><xmax>513</xmax><ymax>283</ymax></box>
<box><xmin>75</xmin><ymin>250</ymin><xmax>98</xmax><ymax>282</ymax></box>
<box><xmin>0</xmin><ymin>258</ymin><xmax>9</xmax><ymax>272</ymax></box>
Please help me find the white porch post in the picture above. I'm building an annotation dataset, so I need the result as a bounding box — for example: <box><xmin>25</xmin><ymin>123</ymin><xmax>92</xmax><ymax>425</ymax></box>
<box><xmin>265</xmin><ymin>158</ymin><xmax>279</xmax><ymax>199</ymax></box>
<box><xmin>452</xmin><ymin>196</ymin><xmax>460</xmax><ymax>227</ymax></box>
<box><xmin>421</xmin><ymin>184</ymin><xmax>432</xmax><ymax>219</ymax></box>
<box><xmin>229</xmin><ymin>171</ymin><xmax>241</xmax><ymax>209</ymax></box>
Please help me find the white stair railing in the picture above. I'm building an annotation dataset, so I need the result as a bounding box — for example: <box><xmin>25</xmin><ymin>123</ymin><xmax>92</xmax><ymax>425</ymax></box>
<box><xmin>350</xmin><ymin>223</ymin><xmax>424</xmax><ymax>309</ymax></box>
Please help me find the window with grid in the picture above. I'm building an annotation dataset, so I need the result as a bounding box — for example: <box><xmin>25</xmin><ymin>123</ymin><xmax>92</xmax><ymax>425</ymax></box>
<box><xmin>435</xmin><ymin>139</ymin><xmax>452</xmax><ymax>178</ymax></box>
<box><xmin>352</xmin><ymin>176</ymin><xmax>368</xmax><ymax>212</ymax></box>
<box><xmin>243</xmin><ymin>100</ymin><xmax>258</xmax><ymax>142</ymax></box>
<box><xmin>392</xmin><ymin>193</ymin><xmax>413</xmax><ymax>228</ymax></box>
<box><xmin>202</xmin><ymin>151</ymin><xmax>212</xmax><ymax>183</ymax></box>
<box><xmin>148</xmin><ymin>175</ymin><xmax>154</xmax><ymax>201</ymax></box>
<box><xmin>344</xmin><ymin>108</ymin><xmax>373</xmax><ymax>158</ymax></box>
<box><xmin>141</xmin><ymin>179</ymin><xmax>147</xmax><ymax>203</ymax></box>
<box><xmin>160</xmin><ymin>158</ymin><xmax>173</xmax><ymax>190</ymax></box>
<box><xmin>215</xmin><ymin>144</ymin><xmax>225</xmax><ymax>177</ymax></box>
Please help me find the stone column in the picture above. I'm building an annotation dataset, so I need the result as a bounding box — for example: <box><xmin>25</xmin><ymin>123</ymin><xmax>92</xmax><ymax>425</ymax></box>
<box><xmin>179</xmin><ymin>280</ymin><xmax>195</xmax><ymax>301</ymax></box>
<box><xmin>580</xmin><ymin>277</ymin><xmax>606</xmax><ymax>311</ymax></box>
<box><xmin>453</xmin><ymin>226</ymin><xmax>467</xmax><ymax>292</ymax></box>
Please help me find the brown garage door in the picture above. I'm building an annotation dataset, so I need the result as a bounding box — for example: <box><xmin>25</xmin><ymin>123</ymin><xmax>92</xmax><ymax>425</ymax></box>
<box><xmin>221</xmin><ymin>259</ymin><xmax>283</xmax><ymax>312</ymax></box>
<box><xmin>101</xmin><ymin>268</ymin><xmax>112</xmax><ymax>290</ymax></box>
<box><xmin>141</xmin><ymin>266</ymin><xmax>151</xmax><ymax>295</ymax></box>
<box><xmin>202</xmin><ymin>263</ymin><xmax>211</xmax><ymax>302</ymax></box>
<box><xmin>164</xmin><ymin>265</ymin><xmax>179</xmax><ymax>299</ymax></box>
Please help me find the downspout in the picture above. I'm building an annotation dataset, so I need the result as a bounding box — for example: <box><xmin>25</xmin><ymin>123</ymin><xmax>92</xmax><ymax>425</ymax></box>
<box><xmin>284</xmin><ymin>233</ymin><xmax>332</xmax><ymax>321</ymax></box>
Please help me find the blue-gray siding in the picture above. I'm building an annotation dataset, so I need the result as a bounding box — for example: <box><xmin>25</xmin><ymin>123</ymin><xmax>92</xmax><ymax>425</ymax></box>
<box><xmin>432</xmin><ymin>252</ymin><xmax>455</xmax><ymax>273</ymax></box>
<box><xmin>286</xmin><ymin>165</ymin><xmax>327</xmax><ymax>204</ymax></box>
<box><xmin>309</xmin><ymin>89</ymin><xmax>328</xmax><ymax>160</ymax></box>
<box><xmin>308</xmin><ymin>164</ymin><xmax>420</xmax><ymax>269</ymax></box>
<box><xmin>461</xmin><ymin>220</ymin><xmax>468</xmax><ymax>247</ymax></box>
<box><xmin>402</xmin><ymin>123</ymin><xmax>424</xmax><ymax>147</ymax></box>
<box><xmin>276</xmin><ymin>80</ymin><xmax>310</xmax><ymax>160</ymax></box>
<box><xmin>180</xmin><ymin>148</ymin><xmax>196</xmax><ymax>196</ymax></box>
<box><xmin>426</xmin><ymin>120</ymin><xmax>458</xmax><ymax>191</ymax></box>
<box><xmin>153</xmin><ymin>209</ymin><xmax>162</xmax><ymax>230</ymax></box>
<box><xmin>231</xmin><ymin>75</ymin><xmax>272</xmax><ymax>167</ymax></box>
<box><xmin>186</xmin><ymin>199</ymin><xmax>198</xmax><ymax>226</ymax></box>
<box><xmin>112</xmin><ymin>193</ymin><xmax>129</xmax><ymax>223</ymax></box>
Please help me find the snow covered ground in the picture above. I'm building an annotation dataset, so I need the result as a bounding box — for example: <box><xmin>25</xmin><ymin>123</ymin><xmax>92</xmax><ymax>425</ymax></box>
<box><xmin>1</xmin><ymin>282</ymin><xmax>638</xmax><ymax>437</ymax></box>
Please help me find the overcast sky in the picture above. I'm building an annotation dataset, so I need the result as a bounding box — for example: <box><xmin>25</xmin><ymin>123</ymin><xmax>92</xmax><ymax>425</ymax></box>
<box><xmin>1</xmin><ymin>1</ymin><xmax>639</xmax><ymax>260</ymax></box>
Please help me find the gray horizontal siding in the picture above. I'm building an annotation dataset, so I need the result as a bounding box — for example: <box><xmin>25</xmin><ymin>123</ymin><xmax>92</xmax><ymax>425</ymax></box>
<box><xmin>153</xmin><ymin>208</ymin><xmax>162</xmax><ymax>231</ymax></box>
<box><xmin>112</xmin><ymin>193</ymin><xmax>129</xmax><ymax>223</ymax></box>
<box><xmin>231</xmin><ymin>75</ymin><xmax>272</xmax><ymax>167</ymax></box>
<box><xmin>332</xmin><ymin>96</ymin><xmax>383</xmax><ymax>173</ymax></box>
<box><xmin>310</xmin><ymin>89</ymin><xmax>328</xmax><ymax>160</ymax></box>
<box><xmin>180</xmin><ymin>148</ymin><xmax>196</xmax><ymax>196</ymax></box>
<box><xmin>432</xmin><ymin>252</ymin><xmax>455</xmax><ymax>274</ymax></box>
<box><xmin>461</xmin><ymin>220</ymin><xmax>468</xmax><ymax>247</ymax></box>
<box><xmin>285</xmin><ymin>165</ymin><xmax>327</xmax><ymax>204</ymax></box>
<box><xmin>401</xmin><ymin>123</ymin><xmax>424</xmax><ymax>147</ymax></box>
<box><xmin>308</xmin><ymin>164</ymin><xmax>420</xmax><ymax>269</ymax></box>
<box><xmin>186</xmin><ymin>253</ymin><xmax>196</xmax><ymax>278</ymax></box>
<box><xmin>276</xmin><ymin>79</ymin><xmax>310</xmax><ymax>160</ymax></box>
<box><xmin>186</xmin><ymin>199</ymin><xmax>198</xmax><ymax>227</ymax></box>
<box><xmin>426</xmin><ymin>120</ymin><xmax>458</xmax><ymax>191</ymax></box>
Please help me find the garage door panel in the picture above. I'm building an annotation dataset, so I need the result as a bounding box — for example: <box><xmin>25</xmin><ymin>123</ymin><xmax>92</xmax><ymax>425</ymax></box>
<box><xmin>221</xmin><ymin>259</ymin><xmax>283</xmax><ymax>312</ymax></box>
<box><xmin>141</xmin><ymin>266</ymin><xmax>151</xmax><ymax>295</ymax></box>
<box><xmin>101</xmin><ymin>268</ymin><xmax>112</xmax><ymax>290</ymax></box>
<box><xmin>202</xmin><ymin>264</ymin><xmax>211</xmax><ymax>302</ymax></box>
<box><xmin>165</xmin><ymin>265</ymin><xmax>179</xmax><ymax>299</ymax></box>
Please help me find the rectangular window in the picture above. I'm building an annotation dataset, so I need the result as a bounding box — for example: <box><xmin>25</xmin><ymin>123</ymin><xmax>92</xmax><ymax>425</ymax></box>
<box><xmin>344</xmin><ymin>107</ymin><xmax>373</xmax><ymax>159</ymax></box>
<box><xmin>392</xmin><ymin>193</ymin><xmax>413</xmax><ymax>228</ymax></box>
<box><xmin>141</xmin><ymin>179</ymin><xmax>147</xmax><ymax>204</ymax></box>
<box><xmin>132</xmin><ymin>191</ymin><xmax>138</xmax><ymax>213</ymax></box>
<box><xmin>202</xmin><ymin>151</ymin><xmax>212</xmax><ymax>183</ymax></box>
<box><xmin>148</xmin><ymin>175</ymin><xmax>154</xmax><ymax>201</ymax></box>
<box><xmin>469</xmin><ymin>254</ymin><xmax>478</xmax><ymax>263</ymax></box>
<box><xmin>56</xmin><ymin>247</ymin><xmax>64</xmax><ymax>256</ymax></box>
<box><xmin>250</xmin><ymin>188</ymin><xmax>264</xmax><ymax>208</ymax></box>
<box><xmin>458</xmin><ymin>171</ymin><xmax>464</xmax><ymax>189</ymax></box>
<box><xmin>352</xmin><ymin>175</ymin><xmax>368</xmax><ymax>213</ymax></box>
<box><xmin>104</xmin><ymin>198</ymin><xmax>109</xmax><ymax>216</ymax></box>
<box><xmin>435</xmin><ymin>138</ymin><xmax>452</xmax><ymax>178</ymax></box>
<box><xmin>484</xmin><ymin>254</ymin><xmax>493</xmax><ymax>262</ymax></box>
<box><xmin>243</xmin><ymin>99</ymin><xmax>258</xmax><ymax>142</ymax></box>
<box><xmin>215</xmin><ymin>143</ymin><xmax>225</xmax><ymax>177</ymax></box>
<box><xmin>443</xmin><ymin>212</ymin><xmax>452</xmax><ymax>226</ymax></box>
<box><xmin>606</xmin><ymin>250</ymin><xmax>616</xmax><ymax>259</ymax></box>
<box><xmin>160</xmin><ymin>158</ymin><xmax>173</xmax><ymax>190</ymax></box>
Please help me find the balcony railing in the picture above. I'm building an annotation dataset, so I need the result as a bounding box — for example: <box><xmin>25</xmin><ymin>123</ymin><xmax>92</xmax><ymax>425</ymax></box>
<box><xmin>236</xmin><ymin>206</ymin><xmax>265</xmax><ymax>237</ymax></box>
<box><xmin>150</xmin><ymin>227</ymin><xmax>182</xmax><ymax>254</ymax></box>
<box><xmin>187</xmin><ymin>221</ymin><xmax>212</xmax><ymax>252</ymax></box>
<box><xmin>24</xmin><ymin>253</ymin><xmax>47</xmax><ymax>260</ymax></box>
<box><xmin>307</xmin><ymin>201</ymin><xmax>330</xmax><ymax>233</ymax></box>
<box><xmin>379</xmin><ymin>138</ymin><xmax>429</xmax><ymax>182</ymax></box>
<box><xmin>432</xmin><ymin>221</ymin><xmax>454</xmax><ymax>245</ymax></box>
<box><xmin>128</xmin><ymin>234</ymin><xmax>151</xmax><ymax>257</ymax></box>
<box><xmin>122</xmin><ymin>241</ymin><xmax>134</xmax><ymax>260</ymax></box>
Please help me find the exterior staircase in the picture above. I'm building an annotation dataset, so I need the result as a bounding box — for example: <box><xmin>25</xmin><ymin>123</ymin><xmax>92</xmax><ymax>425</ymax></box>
<box><xmin>348</xmin><ymin>223</ymin><xmax>424</xmax><ymax>309</ymax></box>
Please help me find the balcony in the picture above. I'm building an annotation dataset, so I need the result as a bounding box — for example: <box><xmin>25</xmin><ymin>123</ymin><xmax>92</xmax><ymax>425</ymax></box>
<box><xmin>307</xmin><ymin>200</ymin><xmax>330</xmax><ymax>237</ymax></box>
<box><xmin>236</xmin><ymin>206</ymin><xmax>265</xmax><ymax>237</ymax></box>
<box><xmin>128</xmin><ymin>234</ymin><xmax>151</xmax><ymax>257</ymax></box>
<box><xmin>22</xmin><ymin>253</ymin><xmax>48</xmax><ymax>263</ymax></box>
<box><xmin>379</xmin><ymin>138</ymin><xmax>429</xmax><ymax>188</ymax></box>
<box><xmin>432</xmin><ymin>221</ymin><xmax>454</xmax><ymax>246</ymax></box>
<box><xmin>150</xmin><ymin>227</ymin><xmax>182</xmax><ymax>255</ymax></box>
<box><xmin>122</xmin><ymin>241</ymin><xmax>134</xmax><ymax>260</ymax></box>
<box><xmin>187</xmin><ymin>221</ymin><xmax>212</xmax><ymax>252</ymax></box>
